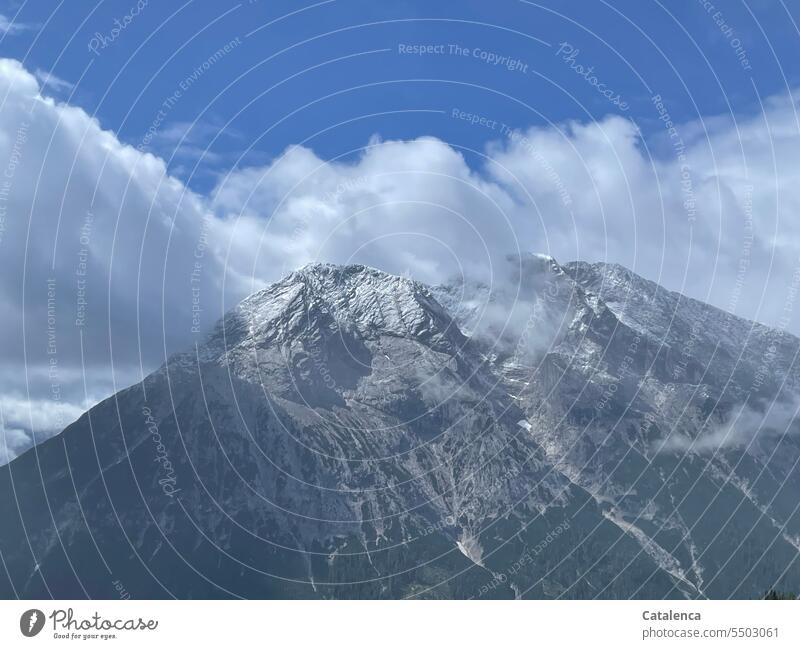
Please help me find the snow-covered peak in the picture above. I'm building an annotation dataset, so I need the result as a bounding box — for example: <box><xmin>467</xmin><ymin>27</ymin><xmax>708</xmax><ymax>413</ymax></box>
<box><xmin>563</xmin><ymin>259</ymin><xmax>771</xmax><ymax>344</ymax></box>
<box><xmin>205</xmin><ymin>262</ymin><xmax>464</xmax><ymax>358</ymax></box>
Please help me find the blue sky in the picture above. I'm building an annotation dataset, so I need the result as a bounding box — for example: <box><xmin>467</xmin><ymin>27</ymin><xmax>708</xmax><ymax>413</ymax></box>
<box><xmin>6</xmin><ymin>0</ymin><xmax>799</xmax><ymax>190</ymax></box>
<box><xmin>1</xmin><ymin>0</ymin><xmax>800</xmax><ymax>461</ymax></box>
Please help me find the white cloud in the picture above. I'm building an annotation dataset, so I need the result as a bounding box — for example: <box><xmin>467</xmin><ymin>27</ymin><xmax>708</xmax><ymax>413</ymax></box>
<box><xmin>0</xmin><ymin>427</ymin><xmax>29</xmax><ymax>465</ymax></box>
<box><xmin>140</xmin><ymin>119</ymin><xmax>242</xmax><ymax>168</ymax></box>
<box><xmin>211</xmin><ymin>136</ymin><xmax>524</xmax><ymax>288</ymax></box>
<box><xmin>0</xmin><ymin>393</ymin><xmax>86</xmax><ymax>433</ymax></box>
<box><xmin>33</xmin><ymin>68</ymin><xmax>74</xmax><ymax>93</ymax></box>
<box><xmin>0</xmin><ymin>58</ymin><xmax>236</xmax><ymax>466</ymax></box>
<box><xmin>657</xmin><ymin>398</ymin><xmax>800</xmax><ymax>454</ymax></box>
<box><xmin>0</xmin><ymin>394</ymin><xmax>87</xmax><ymax>464</ymax></box>
<box><xmin>0</xmin><ymin>13</ymin><xmax>36</xmax><ymax>36</ymax></box>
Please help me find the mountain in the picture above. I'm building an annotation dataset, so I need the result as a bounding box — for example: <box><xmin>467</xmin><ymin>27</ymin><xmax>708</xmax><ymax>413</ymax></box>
<box><xmin>2</xmin><ymin>258</ymin><xmax>800</xmax><ymax>599</ymax></box>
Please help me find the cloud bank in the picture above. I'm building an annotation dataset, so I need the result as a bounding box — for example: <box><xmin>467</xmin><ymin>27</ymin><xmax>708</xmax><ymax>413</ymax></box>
<box><xmin>0</xmin><ymin>57</ymin><xmax>799</xmax><ymax>462</ymax></box>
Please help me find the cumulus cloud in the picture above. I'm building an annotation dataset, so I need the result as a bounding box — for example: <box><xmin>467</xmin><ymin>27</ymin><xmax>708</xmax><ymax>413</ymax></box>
<box><xmin>0</xmin><ymin>394</ymin><xmax>87</xmax><ymax>463</ymax></box>
<box><xmin>210</xmin><ymin>135</ymin><xmax>525</xmax><ymax>288</ymax></box>
<box><xmin>0</xmin><ymin>58</ymin><xmax>236</xmax><ymax>464</ymax></box>
<box><xmin>1</xmin><ymin>56</ymin><xmax>800</xmax><ymax>463</ymax></box>
<box><xmin>0</xmin><ymin>428</ymin><xmax>29</xmax><ymax>465</ymax></box>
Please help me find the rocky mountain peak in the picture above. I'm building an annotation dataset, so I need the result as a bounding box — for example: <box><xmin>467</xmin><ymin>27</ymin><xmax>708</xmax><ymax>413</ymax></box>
<box><xmin>200</xmin><ymin>262</ymin><xmax>465</xmax><ymax>367</ymax></box>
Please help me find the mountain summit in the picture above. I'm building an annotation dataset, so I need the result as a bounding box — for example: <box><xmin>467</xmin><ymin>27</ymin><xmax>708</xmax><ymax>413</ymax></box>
<box><xmin>2</xmin><ymin>257</ymin><xmax>799</xmax><ymax>599</ymax></box>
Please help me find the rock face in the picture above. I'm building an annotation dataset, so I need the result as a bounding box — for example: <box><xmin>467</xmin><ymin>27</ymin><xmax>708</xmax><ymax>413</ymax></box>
<box><xmin>2</xmin><ymin>257</ymin><xmax>800</xmax><ymax>599</ymax></box>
